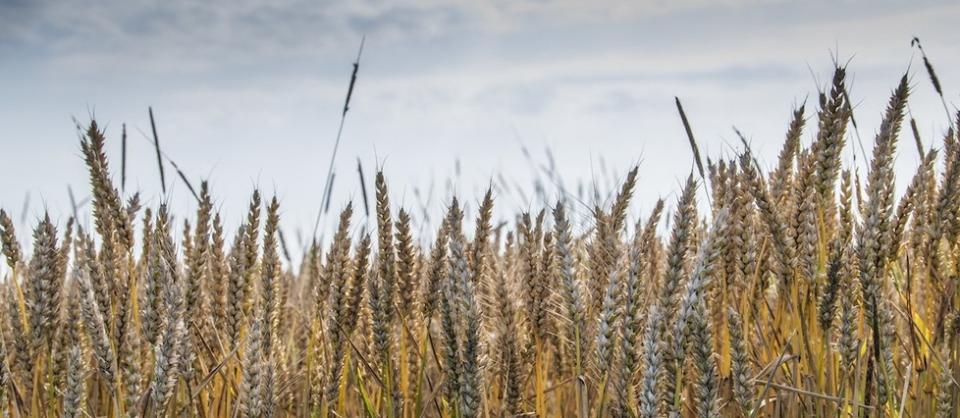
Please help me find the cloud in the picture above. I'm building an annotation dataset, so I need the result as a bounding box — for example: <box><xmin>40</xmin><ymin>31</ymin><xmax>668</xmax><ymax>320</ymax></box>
<box><xmin>8</xmin><ymin>0</ymin><xmax>946</xmax><ymax>77</ymax></box>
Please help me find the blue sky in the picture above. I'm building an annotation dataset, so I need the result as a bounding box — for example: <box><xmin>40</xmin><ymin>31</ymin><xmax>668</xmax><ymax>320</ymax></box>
<box><xmin>1</xmin><ymin>0</ymin><xmax>958</xmax><ymax>253</ymax></box>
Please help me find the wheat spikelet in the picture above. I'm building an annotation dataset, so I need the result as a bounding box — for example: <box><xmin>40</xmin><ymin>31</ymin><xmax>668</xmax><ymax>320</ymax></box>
<box><xmin>321</xmin><ymin>204</ymin><xmax>354</xmax><ymax>409</ymax></box>
<box><xmin>77</xmin><ymin>257</ymin><xmax>116</xmax><ymax>385</ymax></box>
<box><xmin>150</xmin><ymin>266</ymin><xmax>185</xmax><ymax>414</ymax></box>
<box><xmin>689</xmin><ymin>305</ymin><xmax>720</xmax><ymax>418</ymax></box>
<box><xmin>0</xmin><ymin>209</ymin><xmax>23</xmax><ymax>270</ymax></box>
<box><xmin>492</xmin><ymin>252</ymin><xmax>522</xmax><ymax>416</ymax></box>
<box><xmin>638</xmin><ymin>303</ymin><xmax>663</xmax><ymax>418</ymax></box>
<box><xmin>61</xmin><ymin>345</ymin><xmax>84</xmax><ymax>418</ymax></box>
<box><xmin>26</xmin><ymin>214</ymin><xmax>63</xmax><ymax>355</ymax></box>
<box><xmin>726</xmin><ymin>307</ymin><xmax>752</xmax><ymax>416</ymax></box>
<box><xmin>658</xmin><ymin>174</ymin><xmax>698</xmax><ymax>412</ymax></box>
<box><xmin>858</xmin><ymin>74</ymin><xmax>909</xmax><ymax>408</ymax></box>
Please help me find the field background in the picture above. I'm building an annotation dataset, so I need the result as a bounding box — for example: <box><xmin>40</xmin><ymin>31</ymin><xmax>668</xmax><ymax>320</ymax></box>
<box><xmin>1</xmin><ymin>2</ymin><xmax>960</xmax><ymax>418</ymax></box>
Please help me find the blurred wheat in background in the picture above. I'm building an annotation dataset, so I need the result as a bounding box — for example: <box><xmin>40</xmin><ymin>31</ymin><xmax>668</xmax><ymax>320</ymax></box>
<box><xmin>2</xmin><ymin>49</ymin><xmax>960</xmax><ymax>418</ymax></box>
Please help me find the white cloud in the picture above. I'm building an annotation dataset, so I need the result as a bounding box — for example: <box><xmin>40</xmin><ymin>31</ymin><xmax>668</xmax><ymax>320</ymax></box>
<box><xmin>7</xmin><ymin>0</ymin><xmax>948</xmax><ymax>76</ymax></box>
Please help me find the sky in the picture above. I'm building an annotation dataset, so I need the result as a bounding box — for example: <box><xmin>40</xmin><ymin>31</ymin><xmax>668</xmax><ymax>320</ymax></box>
<box><xmin>1</xmin><ymin>0</ymin><xmax>958</xmax><ymax>256</ymax></box>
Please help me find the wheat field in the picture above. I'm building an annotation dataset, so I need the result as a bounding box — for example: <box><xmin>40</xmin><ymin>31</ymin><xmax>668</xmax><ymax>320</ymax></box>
<box><xmin>1</xmin><ymin>64</ymin><xmax>959</xmax><ymax>418</ymax></box>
